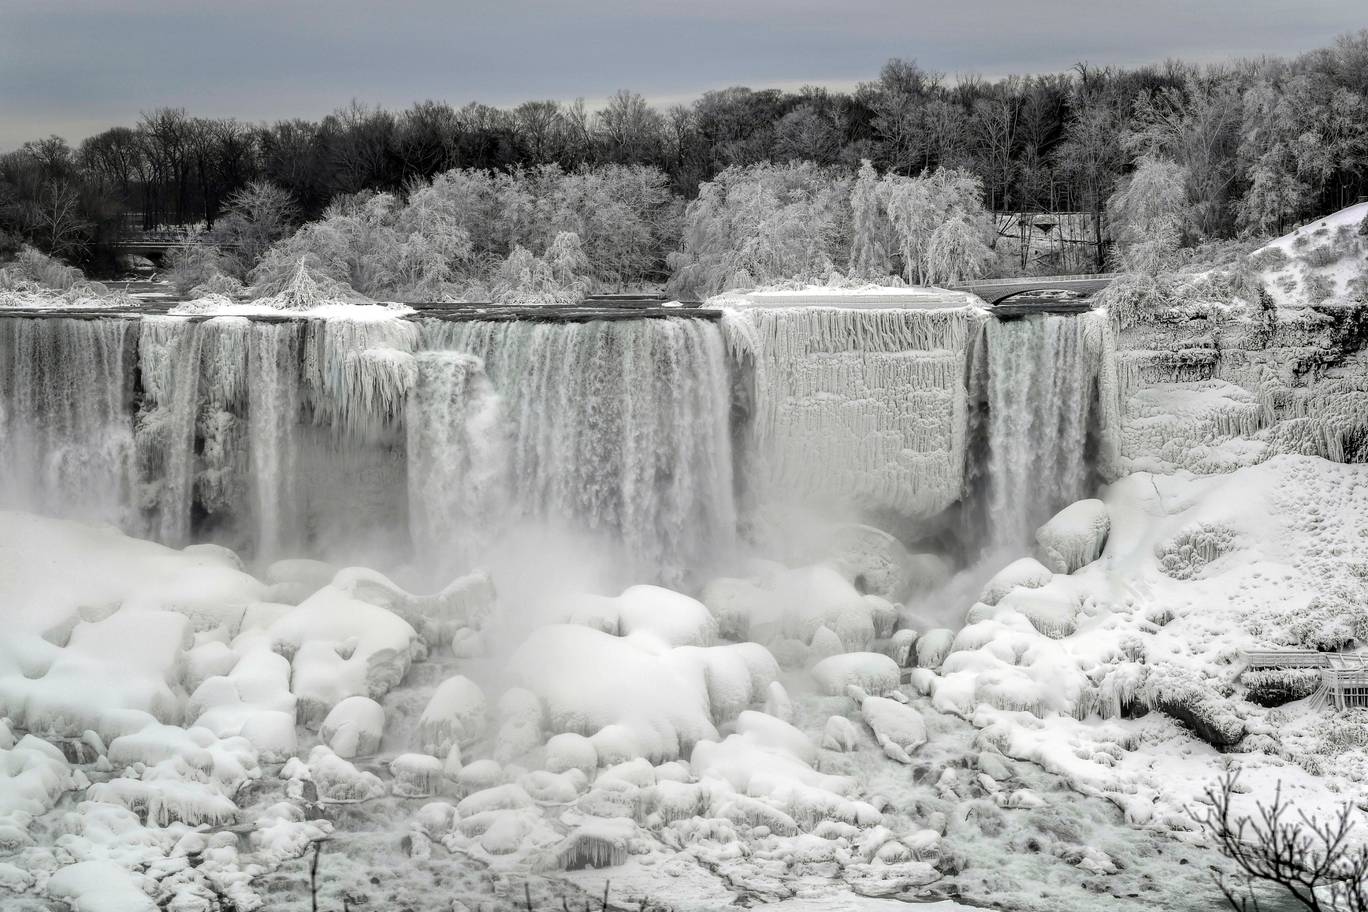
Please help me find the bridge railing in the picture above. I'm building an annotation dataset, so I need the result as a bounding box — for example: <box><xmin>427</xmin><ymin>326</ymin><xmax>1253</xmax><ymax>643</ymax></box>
<box><xmin>953</xmin><ymin>272</ymin><xmax>1120</xmax><ymax>289</ymax></box>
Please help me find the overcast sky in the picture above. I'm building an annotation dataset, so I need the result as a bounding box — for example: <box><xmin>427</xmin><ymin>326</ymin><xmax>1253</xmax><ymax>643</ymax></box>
<box><xmin>2</xmin><ymin>0</ymin><xmax>1364</xmax><ymax>150</ymax></box>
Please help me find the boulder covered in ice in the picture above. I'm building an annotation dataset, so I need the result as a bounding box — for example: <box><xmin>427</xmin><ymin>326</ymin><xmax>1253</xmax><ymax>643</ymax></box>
<box><xmin>811</xmin><ymin>652</ymin><xmax>900</xmax><ymax>696</ymax></box>
<box><xmin>320</xmin><ymin>695</ymin><xmax>386</xmax><ymax>759</ymax></box>
<box><xmin>511</xmin><ymin>625</ymin><xmax>777</xmax><ymax>762</ymax></box>
<box><xmin>564</xmin><ymin>585</ymin><xmax>717</xmax><ymax>647</ymax></box>
<box><xmin>419</xmin><ymin>675</ymin><xmax>488</xmax><ymax>757</ymax></box>
<box><xmin>390</xmin><ymin>753</ymin><xmax>444</xmax><ymax>798</ymax></box>
<box><xmin>980</xmin><ymin>557</ymin><xmax>1054</xmax><ymax>606</ymax></box>
<box><xmin>267</xmin><ymin>585</ymin><xmax>420</xmax><ymax>725</ymax></box>
<box><xmin>1035</xmin><ymin>499</ymin><xmax>1110</xmax><ymax>574</ymax></box>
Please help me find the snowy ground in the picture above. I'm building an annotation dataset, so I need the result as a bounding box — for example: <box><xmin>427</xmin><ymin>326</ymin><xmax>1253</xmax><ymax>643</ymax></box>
<box><xmin>9</xmin><ymin>451</ymin><xmax>1366</xmax><ymax>909</ymax></box>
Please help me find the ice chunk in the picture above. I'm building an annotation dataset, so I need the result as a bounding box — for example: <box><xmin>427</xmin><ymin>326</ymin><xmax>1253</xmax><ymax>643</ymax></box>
<box><xmin>1034</xmin><ymin>499</ymin><xmax>1110</xmax><ymax>573</ymax></box>
<box><xmin>390</xmin><ymin>753</ymin><xmax>444</xmax><ymax>798</ymax></box>
<box><xmin>418</xmin><ymin>675</ymin><xmax>487</xmax><ymax>757</ymax></box>
<box><xmin>319</xmin><ymin>696</ymin><xmax>385</xmax><ymax>759</ymax></box>
<box><xmin>811</xmin><ymin>652</ymin><xmax>900</xmax><ymax>696</ymax></box>
<box><xmin>543</xmin><ymin>732</ymin><xmax>598</xmax><ymax>776</ymax></box>
<box><xmin>979</xmin><ymin>557</ymin><xmax>1054</xmax><ymax>606</ymax></box>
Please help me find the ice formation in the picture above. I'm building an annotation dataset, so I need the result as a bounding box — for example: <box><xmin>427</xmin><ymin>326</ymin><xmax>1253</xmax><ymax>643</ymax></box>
<box><xmin>723</xmin><ymin>298</ymin><xmax>983</xmax><ymax>521</ymax></box>
<box><xmin>6</xmin><ymin>248</ymin><xmax>1368</xmax><ymax>910</ymax></box>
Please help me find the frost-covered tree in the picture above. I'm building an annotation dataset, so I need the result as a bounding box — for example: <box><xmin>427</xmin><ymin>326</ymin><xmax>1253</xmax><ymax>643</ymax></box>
<box><xmin>491</xmin><ymin>232</ymin><xmax>592</xmax><ymax>305</ymax></box>
<box><xmin>666</xmin><ymin>162</ymin><xmax>851</xmax><ymax>298</ymax></box>
<box><xmin>848</xmin><ymin>160</ymin><xmax>893</xmax><ymax>280</ymax></box>
<box><xmin>210</xmin><ymin>181</ymin><xmax>300</xmax><ymax>271</ymax></box>
<box><xmin>883</xmin><ymin>168</ymin><xmax>992</xmax><ymax>285</ymax></box>
<box><xmin>926</xmin><ymin>216</ymin><xmax>993</xmax><ymax>285</ymax></box>
<box><xmin>1108</xmin><ymin>155</ymin><xmax>1188</xmax><ymax>274</ymax></box>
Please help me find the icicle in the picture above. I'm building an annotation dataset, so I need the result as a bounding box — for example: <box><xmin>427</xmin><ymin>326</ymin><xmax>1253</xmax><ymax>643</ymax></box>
<box><xmin>301</xmin><ymin>317</ymin><xmax>419</xmax><ymax>439</ymax></box>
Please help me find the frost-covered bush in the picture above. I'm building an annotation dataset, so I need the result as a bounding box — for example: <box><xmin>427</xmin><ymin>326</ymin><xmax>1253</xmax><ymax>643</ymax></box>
<box><xmin>1154</xmin><ymin>523</ymin><xmax>1236</xmax><ymax>580</ymax></box>
<box><xmin>1096</xmin><ymin>273</ymin><xmax>1167</xmax><ymax>329</ymax></box>
<box><xmin>490</xmin><ymin>233</ymin><xmax>593</xmax><ymax>305</ymax></box>
<box><xmin>1303</xmin><ymin>244</ymin><xmax>1344</xmax><ymax>269</ymax></box>
<box><xmin>166</xmin><ymin>233</ymin><xmax>238</xmax><ymax>295</ymax></box>
<box><xmin>1242</xmin><ymin>668</ymin><xmax>1320</xmax><ymax>707</ymax></box>
<box><xmin>1247</xmin><ymin>246</ymin><xmax>1289</xmax><ymax>272</ymax></box>
<box><xmin>1303</xmin><ymin>271</ymin><xmax>1334</xmax><ymax>302</ymax></box>
<box><xmin>251</xmin><ymin>190</ymin><xmax>470</xmax><ymax>300</ymax></box>
<box><xmin>1279</xmin><ymin>584</ymin><xmax>1368</xmax><ymax>651</ymax></box>
<box><xmin>0</xmin><ymin>244</ymin><xmax>87</xmax><ymax>290</ymax></box>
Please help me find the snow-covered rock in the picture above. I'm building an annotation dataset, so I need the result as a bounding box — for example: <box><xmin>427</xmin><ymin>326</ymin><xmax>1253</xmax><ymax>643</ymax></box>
<box><xmin>418</xmin><ymin>675</ymin><xmax>488</xmax><ymax>757</ymax></box>
<box><xmin>319</xmin><ymin>696</ymin><xmax>385</xmax><ymax>759</ymax></box>
<box><xmin>1034</xmin><ymin>499</ymin><xmax>1110</xmax><ymax>574</ymax></box>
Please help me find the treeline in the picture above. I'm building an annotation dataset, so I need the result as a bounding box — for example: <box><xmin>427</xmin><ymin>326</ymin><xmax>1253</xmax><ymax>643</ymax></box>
<box><xmin>2</xmin><ymin>31</ymin><xmax>1367</xmax><ymax>274</ymax></box>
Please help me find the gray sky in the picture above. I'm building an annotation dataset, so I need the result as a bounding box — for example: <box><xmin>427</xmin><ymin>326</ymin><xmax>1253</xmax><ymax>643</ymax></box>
<box><xmin>2</xmin><ymin>0</ymin><xmax>1364</xmax><ymax>150</ymax></box>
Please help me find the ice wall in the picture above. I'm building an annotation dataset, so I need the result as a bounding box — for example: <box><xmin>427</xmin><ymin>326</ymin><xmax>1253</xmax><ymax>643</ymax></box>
<box><xmin>1114</xmin><ymin>300</ymin><xmax>1368</xmax><ymax>475</ymax></box>
<box><xmin>724</xmin><ymin>304</ymin><xmax>984</xmax><ymax>522</ymax></box>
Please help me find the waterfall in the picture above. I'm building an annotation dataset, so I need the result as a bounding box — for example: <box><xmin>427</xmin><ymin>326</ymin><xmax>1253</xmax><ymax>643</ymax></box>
<box><xmin>980</xmin><ymin>313</ymin><xmax>1109</xmax><ymax>550</ymax></box>
<box><xmin>138</xmin><ymin>317</ymin><xmax>209</xmax><ymax>547</ymax></box>
<box><xmin>248</xmin><ymin>322</ymin><xmax>303</xmax><ymax>558</ymax></box>
<box><xmin>0</xmin><ymin>316</ymin><xmax>136</xmax><ymax>524</ymax></box>
<box><xmin>406</xmin><ymin>352</ymin><xmax>509</xmax><ymax>579</ymax></box>
<box><xmin>421</xmin><ymin>317</ymin><xmax>737</xmax><ymax>584</ymax></box>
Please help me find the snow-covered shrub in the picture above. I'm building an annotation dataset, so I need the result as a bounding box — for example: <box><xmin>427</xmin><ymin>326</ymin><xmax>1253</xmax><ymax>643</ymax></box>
<box><xmin>1279</xmin><ymin>584</ymin><xmax>1368</xmax><ymax>651</ymax></box>
<box><xmin>0</xmin><ymin>244</ymin><xmax>86</xmax><ymax>290</ymax></box>
<box><xmin>1303</xmin><ymin>271</ymin><xmax>1334</xmax><ymax>302</ymax></box>
<box><xmin>1096</xmin><ymin>272</ymin><xmax>1168</xmax><ymax>329</ymax></box>
<box><xmin>1141</xmin><ymin>667</ymin><xmax>1245</xmax><ymax>747</ymax></box>
<box><xmin>1242</xmin><ymin>668</ymin><xmax>1321</xmax><ymax>707</ymax></box>
<box><xmin>1154</xmin><ymin>523</ymin><xmax>1236</xmax><ymax>580</ymax></box>
<box><xmin>166</xmin><ymin>233</ymin><xmax>237</xmax><ymax>296</ymax></box>
<box><xmin>1303</xmin><ymin>244</ymin><xmax>1345</xmax><ymax>269</ymax></box>
<box><xmin>490</xmin><ymin>232</ymin><xmax>593</xmax><ymax>305</ymax></box>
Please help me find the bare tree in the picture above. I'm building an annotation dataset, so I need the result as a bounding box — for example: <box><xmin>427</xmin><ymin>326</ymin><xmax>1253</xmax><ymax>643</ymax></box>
<box><xmin>1192</xmin><ymin>772</ymin><xmax>1368</xmax><ymax>911</ymax></box>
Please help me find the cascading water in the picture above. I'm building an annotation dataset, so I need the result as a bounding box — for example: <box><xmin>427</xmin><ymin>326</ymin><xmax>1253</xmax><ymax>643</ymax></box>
<box><xmin>978</xmin><ymin>312</ymin><xmax>1111</xmax><ymax>550</ymax></box>
<box><xmin>248</xmin><ymin>322</ymin><xmax>303</xmax><ymax>559</ymax></box>
<box><xmin>0</xmin><ymin>316</ymin><xmax>136</xmax><ymax>524</ymax></box>
<box><xmin>420</xmin><ymin>318</ymin><xmax>737</xmax><ymax>585</ymax></box>
<box><xmin>406</xmin><ymin>351</ymin><xmax>509</xmax><ymax>579</ymax></box>
<box><xmin>0</xmin><ymin>311</ymin><xmax>737</xmax><ymax>587</ymax></box>
<box><xmin>0</xmin><ymin>303</ymin><xmax>1118</xmax><ymax>589</ymax></box>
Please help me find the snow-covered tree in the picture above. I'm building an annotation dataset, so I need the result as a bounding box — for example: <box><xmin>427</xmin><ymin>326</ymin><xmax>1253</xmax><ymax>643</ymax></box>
<box><xmin>882</xmin><ymin>168</ymin><xmax>992</xmax><ymax>285</ymax></box>
<box><xmin>666</xmin><ymin>162</ymin><xmax>851</xmax><ymax>298</ymax></box>
<box><xmin>926</xmin><ymin>216</ymin><xmax>993</xmax><ymax>285</ymax></box>
<box><xmin>1108</xmin><ymin>155</ymin><xmax>1188</xmax><ymax>274</ymax></box>
<box><xmin>848</xmin><ymin>160</ymin><xmax>893</xmax><ymax>280</ymax></box>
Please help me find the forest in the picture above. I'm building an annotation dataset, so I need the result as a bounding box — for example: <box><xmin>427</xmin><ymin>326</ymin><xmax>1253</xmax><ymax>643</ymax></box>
<box><xmin>1</xmin><ymin>30</ymin><xmax>1366</xmax><ymax>300</ymax></box>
